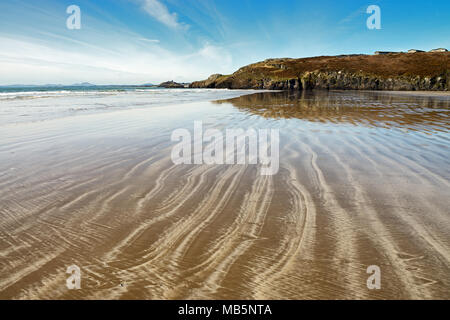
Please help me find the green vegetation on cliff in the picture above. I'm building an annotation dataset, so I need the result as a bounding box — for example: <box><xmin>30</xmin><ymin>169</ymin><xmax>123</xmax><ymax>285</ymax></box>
<box><xmin>190</xmin><ymin>52</ymin><xmax>450</xmax><ymax>91</ymax></box>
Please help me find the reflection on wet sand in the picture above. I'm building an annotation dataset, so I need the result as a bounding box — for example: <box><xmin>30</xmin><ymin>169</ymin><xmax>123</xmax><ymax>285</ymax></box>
<box><xmin>216</xmin><ymin>90</ymin><xmax>450</xmax><ymax>132</ymax></box>
<box><xmin>0</xmin><ymin>91</ymin><xmax>449</xmax><ymax>300</ymax></box>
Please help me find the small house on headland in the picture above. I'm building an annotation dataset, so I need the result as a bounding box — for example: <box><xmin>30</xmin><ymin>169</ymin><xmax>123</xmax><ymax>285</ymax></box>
<box><xmin>374</xmin><ymin>48</ymin><xmax>447</xmax><ymax>55</ymax></box>
<box><xmin>374</xmin><ymin>51</ymin><xmax>398</xmax><ymax>55</ymax></box>
<box><xmin>429</xmin><ymin>48</ymin><xmax>448</xmax><ymax>53</ymax></box>
<box><xmin>408</xmin><ymin>49</ymin><xmax>425</xmax><ymax>53</ymax></box>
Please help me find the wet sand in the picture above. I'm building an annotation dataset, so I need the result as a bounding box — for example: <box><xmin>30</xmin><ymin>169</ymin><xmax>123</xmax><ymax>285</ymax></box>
<box><xmin>0</xmin><ymin>90</ymin><xmax>449</xmax><ymax>299</ymax></box>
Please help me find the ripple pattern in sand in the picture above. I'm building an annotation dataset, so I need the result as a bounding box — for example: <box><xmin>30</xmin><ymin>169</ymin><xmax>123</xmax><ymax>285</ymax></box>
<box><xmin>0</xmin><ymin>91</ymin><xmax>449</xmax><ymax>300</ymax></box>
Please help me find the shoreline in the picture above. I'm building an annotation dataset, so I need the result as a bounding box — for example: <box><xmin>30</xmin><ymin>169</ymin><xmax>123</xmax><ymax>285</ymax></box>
<box><xmin>0</xmin><ymin>88</ymin><xmax>266</xmax><ymax>127</ymax></box>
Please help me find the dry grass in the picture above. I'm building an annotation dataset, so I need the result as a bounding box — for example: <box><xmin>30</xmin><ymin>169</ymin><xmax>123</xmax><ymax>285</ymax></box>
<box><xmin>232</xmin><ymin>52</ymin><xmax>450</xmax><ymax>80</ymax></box>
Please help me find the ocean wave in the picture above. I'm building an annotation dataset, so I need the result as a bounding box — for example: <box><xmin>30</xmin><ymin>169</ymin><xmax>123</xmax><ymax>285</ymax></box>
<box><xmin>0</xmin><ymin>89</ymin><xmax>262</xmax><ymax>126</ymax></box>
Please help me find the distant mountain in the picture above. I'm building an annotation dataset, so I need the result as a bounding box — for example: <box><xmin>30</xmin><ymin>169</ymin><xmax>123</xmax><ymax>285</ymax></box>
<box><xmin>71</xmin><ymin>82</ymin><xmax>97</xmax><ymax>87</ymax></box>
<box><xmin>0</xmin><ymin>82</ymin><xmax>162</xmax><ymax>88</ymax></box>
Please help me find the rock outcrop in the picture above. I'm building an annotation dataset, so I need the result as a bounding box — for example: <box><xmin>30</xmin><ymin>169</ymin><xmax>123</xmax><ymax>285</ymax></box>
<box><xmin>190</xmin><ymin>52</ymin><xmax>450</xmax><ymax>91</ymax></box>
<box><xmin>158</xmin><ymin>81</ymin><xmax>186</xmax><ymax>88</ymax></box>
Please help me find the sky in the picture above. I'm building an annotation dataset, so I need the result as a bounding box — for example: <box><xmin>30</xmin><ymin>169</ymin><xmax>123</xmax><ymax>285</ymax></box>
<box><xmin>0</xmin><ymin>0</ymin><xmax>449</xmax><ymax>85</ymax></box>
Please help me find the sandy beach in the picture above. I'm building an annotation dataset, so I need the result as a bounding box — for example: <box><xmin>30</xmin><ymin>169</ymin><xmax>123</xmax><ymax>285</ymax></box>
<box><xmin>0</xmin><ymin>90</ymin><xmax>449</xmax><ymax>300</ymax></box>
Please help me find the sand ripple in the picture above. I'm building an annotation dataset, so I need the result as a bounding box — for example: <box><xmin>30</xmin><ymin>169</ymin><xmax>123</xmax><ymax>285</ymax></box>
<box><xmin>0</xmin><ymin>91</ymin><xmax>449</xmax><ymax>299</ymax></box>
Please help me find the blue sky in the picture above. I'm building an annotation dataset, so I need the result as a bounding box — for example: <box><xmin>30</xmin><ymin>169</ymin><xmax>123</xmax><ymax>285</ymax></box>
<box><xmin>0</xmin><ymin>0</ymin><xmax>449</xmax><ymax>85</ymax></box>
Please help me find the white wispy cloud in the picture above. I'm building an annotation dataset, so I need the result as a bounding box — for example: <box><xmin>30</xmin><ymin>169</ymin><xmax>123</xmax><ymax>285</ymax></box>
<box><xmin>0</xmin><ymin>35</ymin><xmax>234</xmax><ymax>85</ymax></box>
<box><xmin>138</xmin><ymin>38</ymin><xmax>160</xmax><ymax>43</ymax></box>
<box><xmin>0</xmin><ymin>0</ymin><xmax>235</xmax><ymax>85</ymax></box>
<box><xmin>141</xmin><ymin>0</ymin><xmax>187</xmax><ymax>30</ymax></box>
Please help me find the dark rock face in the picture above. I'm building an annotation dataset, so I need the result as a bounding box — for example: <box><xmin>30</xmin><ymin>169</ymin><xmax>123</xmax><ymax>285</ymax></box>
<box><xmin>295</xmin><ymin>71</ymin><xmax>449</xmax><ymax>91</ymax></box>
<box><xmin>190</xmin><ymin>53</ymin><xmax>450</xmax><ymax>91</ymax></box>
<box><xmin>192</xmin><ymin>71</ymin><xmax>448</xmax><ymax>91</ymax></box>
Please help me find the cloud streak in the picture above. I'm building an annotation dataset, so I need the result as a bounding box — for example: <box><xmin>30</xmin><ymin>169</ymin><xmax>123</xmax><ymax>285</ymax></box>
<box><xmin>141</xmin><ymin>0</ymin><xmax>187</xmax><ymax>30</ymax></box>
<box><xmin>138</xmin><ymin>38</ymin><xmax>160</xmax><ymax>43</ymax></box>
<box><xmin>0</xmin><ymin>34</ymin><xmax>234</xmax><ymax>85</ymax></box>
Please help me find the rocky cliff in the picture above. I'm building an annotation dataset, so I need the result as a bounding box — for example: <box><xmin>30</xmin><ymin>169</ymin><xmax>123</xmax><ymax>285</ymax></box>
<box><xmin>190</xmin><ymin>53</ymin><xmax>450</xmax><ymax>91</ymax></box>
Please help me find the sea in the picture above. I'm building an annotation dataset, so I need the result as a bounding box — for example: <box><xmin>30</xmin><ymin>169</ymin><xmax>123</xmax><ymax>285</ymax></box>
<box><xmin>0</xmin><ymin>86</ymin><xmax>263</xmax><ymax>126</ymax></box>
